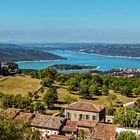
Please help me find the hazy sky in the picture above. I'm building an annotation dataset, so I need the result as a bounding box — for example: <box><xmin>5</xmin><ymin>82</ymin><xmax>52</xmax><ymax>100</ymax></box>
<box><xmin>0</xmin><ymin>0</ymin><xmax>140</xmax><ymax>42</ymax></box>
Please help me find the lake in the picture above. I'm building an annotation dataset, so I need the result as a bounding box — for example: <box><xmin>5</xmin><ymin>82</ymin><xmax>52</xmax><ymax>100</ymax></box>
<box><xmin>18</xmin><ymin>50</ymin><xmax>140</xmax><ymax>71</ymax></box>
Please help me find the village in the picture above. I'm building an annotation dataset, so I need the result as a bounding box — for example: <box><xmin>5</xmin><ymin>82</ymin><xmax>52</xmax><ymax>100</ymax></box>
<box><xmin>1</xmin><ymin>101</ymin><xmax>140</xmax><ymax>140</ymax></box>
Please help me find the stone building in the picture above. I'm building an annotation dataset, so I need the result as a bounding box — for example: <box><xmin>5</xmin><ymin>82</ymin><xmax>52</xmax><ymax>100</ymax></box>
<box><xmin>65</xmin><ymin>102</ymin><xmax>106</xmax><ymax>122</ymax></box>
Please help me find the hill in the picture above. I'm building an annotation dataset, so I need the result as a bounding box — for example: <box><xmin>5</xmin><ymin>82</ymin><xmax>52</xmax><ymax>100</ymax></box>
<box><xmin>0</xmin><ymin>47</ymin><xmax>65</xmax><ymax>62</ymax></box>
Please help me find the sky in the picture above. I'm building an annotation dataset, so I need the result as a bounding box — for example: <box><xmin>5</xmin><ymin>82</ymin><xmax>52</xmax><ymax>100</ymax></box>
<box><xmin>0</xmin><ymin>0</ymin><xmax>140</xmax><ymax>43</ymax></box>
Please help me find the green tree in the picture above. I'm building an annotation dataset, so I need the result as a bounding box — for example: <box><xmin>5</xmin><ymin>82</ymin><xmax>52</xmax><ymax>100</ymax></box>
<box><xmin>67</xmin><ymin>77</ymin><xmax>79</xmax><ymax>93</ymax></box>
<box><xmin>13</xmin><ymin>94</ymin><xmax>23</xmax><ymax>108</ymax></box>
<box><xmin>5</xmin><ymin>61</ymin><xmax>18</xmax><ymax>70</ymax></box>
<box><xmin>111</xmin><ymin>80</ymin><xmax>121</xmax><ymax>92</ymax></box>
<box><xmin>1</xmin><ymin>94</ymin><xmax>32</xmax><ymax>111</ymax></box>
<box><xmin>106</xmin><ymin>107</ymin><xmax>116</xmax><ymax>115</ymax></box>
<box><xmin>0</xmin><ymin>92</ymin><xmax>4</xmax><ymax>98</ymax></box>
<box><xmin>30</xmin><ymin>130</ymin><xmax>42</xmax><ymax>140</ymax></box>
<box><xmin>43</xmin><ymin>86</ymin><xmax>58</xmax><ymax>108</ymax></box>
<box><xmin>91</xmin><ymin>75</ymin><xmax>103</xmax><ymax>86</ymax></box>
<box><xmin>63</xmin><ymin>95</ymin><xmax>77</xmax><ymax>104</ymax></box>
<box><xmin>41</xmin><ymin>77</ymin><xmax>54</xmax><ymax>87</ymax></box>
<box><xmin>116</xmin><ymin>131</ymin><xmax>137</xmax><ymax>140</ymax></box>
<box><xmin>1</xmin><ymin>94</ymin><xmax>15</xmax><ymax>108</ymax></box>
<box><xmin>59</xmin><ymin>108</ymin><xmax>65</xmax><ymax>117</ymax></box>
<box><xmin>33</xmin><ymin>101</ymin><xmax>46</xmax><ymax>114</ymax></box>
<box><xmin>132</xmin><ymin>88</ymin><xmax>140</xmax><ymax>97</ymax></box>
<box><xmin>0</xmin><ymin>112</ymin><xmax>41</xmax><ymax>140</ymax></box>
<box><xmin>89</xmin><ymin>84</ymin><xmax>100</xmax><ymax>96</ymax></box>
<box><xmin>40</xmin><ymin>67</ymin><xmax>57</xmax><ymax>79</ymax></box>
<box><xmin>102</xmin><ymin>85</ymin><xmax>109</xmax><ymax>95</ymax></box>
<box><xmin>56</xmin><ymin>74</ymin><xmax>68</xmax><ymax>85</ymax></box>
<box><xmin>28</xmin><ymin>92</ymin><xmax>34</xmax><ymax>101</ymax></box>
<box><xmin>79</xmin><ymin>80</ymin><xmax>90</xmax><ymax>99</ymax></box>
<box><xmin>1</xmin><ymin>66</ymin><xmax>9</xmax><ymax>76</ymax></box>
<box><xmin>107</xmin><ymin>93</ymin><xmax>117</xmax><ymax>107</ymax></box>
<box><xmin>120</xmin><ymin>85</ymin><xmax>132</xmax><ymax>96</ymax></box>
<box><xmin>113</xmin><ymin>107</ymin><xmax>139</xmax><ymax>127</ymax></box>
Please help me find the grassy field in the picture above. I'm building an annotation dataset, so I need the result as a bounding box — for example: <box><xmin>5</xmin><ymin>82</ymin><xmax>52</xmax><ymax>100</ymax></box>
<box><xmin>0</xmin><ymin>75</ymin><xmax>139</xmax><ymax>115</ymax></box>
<box><xmin>57</xmin><ymin>87</ymin><xmax>138</xmax><ymax>105</ymax></box>
<box><xmin>0</xmin><ymin>75</ymin><xmax>41</xmax><ymax>95</ymax></box>
<box><xmin>43</xmin><ymin>86</ymin><xmax>140</xmax><ymax>114</ymax></box>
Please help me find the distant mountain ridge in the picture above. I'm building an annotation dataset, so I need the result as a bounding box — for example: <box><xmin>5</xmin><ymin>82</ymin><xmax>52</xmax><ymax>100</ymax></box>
<box><xmin>32</xmin><ymin>43</ymin><xmax>140</xmax><ymax>58</ymax></box>
<box><xmin>1</xmin><ymin>42</ymin><xmax>140</xmax><ymax>59</ymax></box>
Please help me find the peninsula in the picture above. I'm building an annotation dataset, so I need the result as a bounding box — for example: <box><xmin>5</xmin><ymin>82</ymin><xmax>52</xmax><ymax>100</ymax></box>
<box><xmin>0</xmin><ymin>47</ymin><xmax>65</xmax><ymax>62</ymax></box>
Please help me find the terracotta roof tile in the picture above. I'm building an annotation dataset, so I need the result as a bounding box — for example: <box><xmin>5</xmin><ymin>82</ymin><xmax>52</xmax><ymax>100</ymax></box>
<box><xmin>77</xmin><ymin>120</ymin><xmax>116</xmax><ymax>140</ymax></box>
<box><xmin>14</xmin><ymin>112</ymin><xmax>34</xmax><ymax>122</ymax></box>
<box><xmin>65</xmin><ymin>102</ymin><xmax>105</xmax><ymax>112</ymax></box>
<box><xmin>93</xmin><ymin>123</ymin><xmax>116</xmax><ymax>140</ymax></box>
<box><xmin>77</xmin><ymin>120</ymin><xmax>98</xmax><ymax>128</ymax></box>
<box><xmin>62</xmin><ymin>120</ymin><xmax>78</xmax><ymax>132</ymax></box>
<box><xmin>30</xmin><ymin>114</ymin><xmax>66</xmax><ymax>130</ymax></box>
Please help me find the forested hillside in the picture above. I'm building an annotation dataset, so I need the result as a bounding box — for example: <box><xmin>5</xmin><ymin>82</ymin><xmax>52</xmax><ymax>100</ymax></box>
<box><xmin>0</xmin><ymin>47</ymin><xmax>64</xmax><ymax>62</ymax></box>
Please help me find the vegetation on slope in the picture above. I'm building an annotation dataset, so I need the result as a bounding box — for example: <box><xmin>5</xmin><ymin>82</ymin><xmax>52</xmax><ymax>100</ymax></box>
<box><xmin>0</xmin><ymin>47</ymin><xmax>64</xmax><ymax>62</ymax></box>
<box><xmin>50</xmin><ymin>64</ymin><xmax>97</xmax><ymax>70</ymax></box>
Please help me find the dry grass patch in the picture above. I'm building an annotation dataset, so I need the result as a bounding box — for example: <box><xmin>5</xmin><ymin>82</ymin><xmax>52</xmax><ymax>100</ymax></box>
<box><xmin>57</xmin><ymin>87</ymin><xmax>139</xmax><ymax>107</ymax></box>
<box><xmin>0</xmin><ymin>75</ymin><xmax>41</xmax><ymax>95</ymax></box>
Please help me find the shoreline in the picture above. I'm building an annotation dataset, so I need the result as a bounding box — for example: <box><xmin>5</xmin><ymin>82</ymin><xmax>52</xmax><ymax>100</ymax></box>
<box><xmin>16</xmin><ymin>59</ymin><xmax>64</xmax><ymax>64</ymax></box>
<box><xmin>63</xmin><ymin>50</ymin><xmax>140</xmax><ymax>60</ymax></box>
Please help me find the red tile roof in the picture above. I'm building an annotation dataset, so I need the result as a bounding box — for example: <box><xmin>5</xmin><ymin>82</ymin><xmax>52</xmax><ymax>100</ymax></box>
<box><xmin>62</xmin><ymin>120</ymin><xmax>78</xmax><ymax>133</ymax></box>
<box><xmin>93</xmin><ymin>123</ymin><xmax>116</xmax><ymax>140</ymax></box>
<box><xmin>14</xmin><ymin>112</ymin><xmax>34</xmax><ymax>122</ymax></box>
<box><xmin>65</xmin><ymin>102</ymin><xmax>105</xmax><ymax>112</ymax></box>
<box><xmin>77</xmin><ymin>120</ymin><xmax>98</xmax><ymax>128</ymax></box>
<box><xmin>77</xmin><ymin>120</ymin><xmax>116</xmax><ymax>140</ymax></box>
<box><xmin>30</xmin><ymin>114</ymin><xmax>66</xmax><ymax>130</ymax></box>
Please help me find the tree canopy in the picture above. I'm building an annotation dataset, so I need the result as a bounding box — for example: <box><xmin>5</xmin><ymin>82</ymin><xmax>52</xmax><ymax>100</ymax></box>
<box><xmin>116</xmin><ymin>131</ymin><xmax>137</xmax><ymax>140</ymax></box>
<box><xmin>113</xmin><ymin>107</ymin><xmax>139</xmax><ymax>128</ymax></box>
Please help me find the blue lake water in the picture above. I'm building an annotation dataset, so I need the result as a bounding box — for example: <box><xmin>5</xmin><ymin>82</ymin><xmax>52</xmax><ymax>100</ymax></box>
<box><xmin>18</xmin><ymin>50</ymin><xmax>140</xmax><ymax>71</ymax></box>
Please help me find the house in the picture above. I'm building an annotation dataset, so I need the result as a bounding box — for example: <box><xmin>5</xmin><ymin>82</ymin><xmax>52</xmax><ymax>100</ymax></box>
<box><xmin>77</xmin><ymin>120</ymin><xmax>116</xmax><ymax>140</ymax></box>
<box><xmin>123</xmin><ymin>102</ymin><xmax>136</xmax><ymax>108</ymax></box>
<box><xmin>30</xmin><ymin>113</ymin><xmax>67</xmax><ymax>136</ymax></box>
<box><xmin>65</xmin><ymin>102</ymin><xmax>106</xmax><ymax>122</ymax></box>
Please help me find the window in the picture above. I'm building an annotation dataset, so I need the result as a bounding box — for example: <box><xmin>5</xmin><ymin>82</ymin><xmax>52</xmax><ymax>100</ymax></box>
<box><xmin>107</xmin><ymin>120</ymin><xmax>111</xmax><ymax>123</ymax></box>
<box><xmin>79</xmin><ymin>114</ymin><xmax>82</xmax><ymax>120</ymax></box>
<box><xmin>74</xmin><ymin>113</ymin><xmax>77</xmax><ymax>119</ymax></box>
<box><xmin>86</xmin><ymin>115</ymin><xmax>90</xmax><ymax>120</ymax></box>
<box><xmin>67</xmin><ymin>112</ymin><xmax>71</xmax><ymax>119</ymax></box>
<box><xmin>92</xmin><ymin>116</ymin><xmax>97</xmax><ymax>120</ymax></box>
<box><xmin>54</xmin><ymin>132</ymin><xmax>57</xmax><ymax>134</ymax></box>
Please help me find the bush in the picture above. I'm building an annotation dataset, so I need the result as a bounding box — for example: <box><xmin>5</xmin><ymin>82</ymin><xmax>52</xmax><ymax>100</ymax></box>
<box><xmin>116</xmin><ymin>131</ymin><xmax>137</xmax><ymax>140</ymax></box>
<box><xmin>107</xmin><ymin>107</ymin><xmax>116</xmax><ymax>115</ymax></box>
